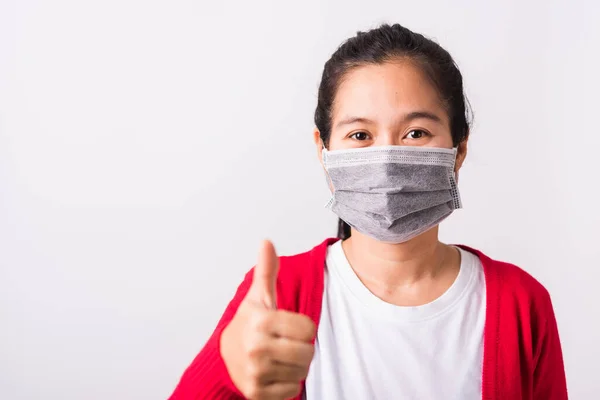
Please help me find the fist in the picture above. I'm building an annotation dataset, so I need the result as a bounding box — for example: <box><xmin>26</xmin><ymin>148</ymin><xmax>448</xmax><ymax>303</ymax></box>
<box><xmin>221</xmin><ymin>240</ymin><xmax>316</xmax><ymax>400</ymax></box>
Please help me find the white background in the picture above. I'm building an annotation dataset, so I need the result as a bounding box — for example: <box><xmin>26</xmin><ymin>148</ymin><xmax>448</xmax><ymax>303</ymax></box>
<box><xmin>1</xmin><ymin>0</ymin><xmax>599</xmax><ymax>399</ymax></box>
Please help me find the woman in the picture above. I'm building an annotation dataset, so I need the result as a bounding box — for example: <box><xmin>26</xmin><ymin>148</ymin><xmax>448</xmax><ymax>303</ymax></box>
<box><xmin>170</xmin><ymin>23</ymin><xmax>567</xmax><ymax>400</ymax></box>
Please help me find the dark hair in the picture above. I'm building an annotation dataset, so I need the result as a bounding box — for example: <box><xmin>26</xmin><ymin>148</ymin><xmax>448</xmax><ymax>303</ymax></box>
<box><xmin>314</xmin><ymin>23</ymin><xmax>472</xmax><ymax>240</ymax></box>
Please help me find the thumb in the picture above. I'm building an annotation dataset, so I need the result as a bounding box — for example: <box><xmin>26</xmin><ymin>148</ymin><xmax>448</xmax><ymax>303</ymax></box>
<box><xmin>249</xmin><ymin>239</ymin><xmax>279</xmax><ymax>309</ymax></box>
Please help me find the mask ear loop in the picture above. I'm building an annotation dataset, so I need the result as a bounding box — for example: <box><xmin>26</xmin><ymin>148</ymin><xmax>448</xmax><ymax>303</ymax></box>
<box><xmin>321</xmin><ymin>142</ymin><xmax>336</xmax><ymax>209</ymax></box>
<box><xmin>449</xmin><ymin>146</ymin><xmax>462</xmax><ymax>209</ymax></box>
<box><xmin>451</xmin><ymin>146</ymin><xmax>459</xmax><ymax>181</ymax></box>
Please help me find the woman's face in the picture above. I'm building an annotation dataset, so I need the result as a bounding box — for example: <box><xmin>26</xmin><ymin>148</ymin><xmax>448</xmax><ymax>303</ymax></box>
<box><xmin>315</xmin><ymin>60</ymin><xmax>467</xmax><ymax>169</ymax></box>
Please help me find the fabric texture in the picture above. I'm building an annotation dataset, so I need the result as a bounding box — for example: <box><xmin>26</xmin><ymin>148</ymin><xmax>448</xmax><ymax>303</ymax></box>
<box><xmin>304</xmin><ymin>241</ymin><xmax>486</xmax><ymax>399</ymax></box>
<box><xmin>323</xmin><ymin>146</ymin><xmax>462</xmax><ymax>243</ymax></box>
<box><xmin>168</xmin><ymin>238</ymin><xmax>568</xmax><ymax>400</ymax></box>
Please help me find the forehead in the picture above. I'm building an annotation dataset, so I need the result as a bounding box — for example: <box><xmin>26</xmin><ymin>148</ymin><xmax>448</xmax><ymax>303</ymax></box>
<box><xmin>332</xmin><ymin>60</ymin><xmax>447</xmax><ymax>122</ymax></box>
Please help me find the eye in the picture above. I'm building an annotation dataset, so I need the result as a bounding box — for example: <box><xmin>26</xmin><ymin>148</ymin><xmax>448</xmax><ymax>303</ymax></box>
<box><xmin>405</xmin><ymin>129</ymin><xmax>429</xmax><ymax>140</ymax></box>
<box><xmin>349</xmin><ymin>131</ymin><xmax>370</xmax><ymax>141</ymax></box>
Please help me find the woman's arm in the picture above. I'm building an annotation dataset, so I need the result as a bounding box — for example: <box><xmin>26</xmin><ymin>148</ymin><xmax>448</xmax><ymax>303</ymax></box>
<box><xmin>533</xmin><ymin>293</ymin><xmax>568</xmax><ymax>399</ymax></box>
<box><xmin>168</xmin><ymin>271</ymin><xmax>253</xmax><ymax>400</ymax></box>
<box><xmin>168</xmin><ymin>241</ymin><xmax>314</xmax><ymax>400</ymax></box>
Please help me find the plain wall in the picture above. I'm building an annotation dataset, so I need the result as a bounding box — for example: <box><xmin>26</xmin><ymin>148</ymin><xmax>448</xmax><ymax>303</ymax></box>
<box><xmin>1</xmin><ymin>0</ymin><xmax>599</xmax><ymax>398</ymax></box>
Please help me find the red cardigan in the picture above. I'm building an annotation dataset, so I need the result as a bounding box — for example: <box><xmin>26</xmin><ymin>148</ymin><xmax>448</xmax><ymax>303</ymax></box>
<box><xmin>170</xmin><ymin>238</ymin><xmax>568</xmax><ymax>400</ymax></box>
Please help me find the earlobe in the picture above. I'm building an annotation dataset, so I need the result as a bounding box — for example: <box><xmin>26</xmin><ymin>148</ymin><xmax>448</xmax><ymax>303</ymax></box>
<box><xmin>455</xmin><ymin>139</ymin><xmax>468</xmax><ymax>172</ymax></box>
<box><xmin>313</xmin><ymin>128</ymin><xmax>321</xmax><ymax>146</ymax></box>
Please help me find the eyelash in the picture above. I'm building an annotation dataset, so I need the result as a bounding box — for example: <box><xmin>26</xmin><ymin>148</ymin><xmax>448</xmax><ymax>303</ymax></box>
<box><xmin>349</xmin><ymin>131</ymin><xmax>371</xmax><ymax>141</ymax></box>
<box><xmin>405</xmin><ymin>129</ymin><xmax>431</xmax><ymax>139</ymax></box>
<box><xmin>348</xmin><ymin>129</ymin><xmax>431</xmax><ymax>141</ymax></box>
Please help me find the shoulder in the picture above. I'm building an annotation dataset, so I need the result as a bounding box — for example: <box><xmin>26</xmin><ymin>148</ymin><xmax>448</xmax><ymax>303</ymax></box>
<box><xmin>274</xmin><ymin>238</ymin><xmax>338</xmax><ymax>311</ymax></box>
<box><xmin>277</xmin><ymin>237</ymin><xmax>338</xmax><ymax>277</ymax></box>
<box><xmin>460</xmin><ymin>245</ymin><xmax>554</xmax><ymax>318</ymax></box>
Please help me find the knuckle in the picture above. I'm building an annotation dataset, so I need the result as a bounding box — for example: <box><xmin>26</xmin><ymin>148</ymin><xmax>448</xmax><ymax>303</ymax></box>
<box><xmin>289</xmin><ymin>383</ymin><xmax>302</xmax><ymax>397</ymax></box>
<box><xmin>300</xmin><ymin>344</ymin><xmax>315</xmax><ymax>366</ymax></box>
<box><xmin>294</xmin><ymin>314</ymin><xmax>316</xmax><ymax>338</ymax></box>
<box><xmin>246</xmin><ymin>361</ymin><xmax>264</xmax><ymax>382</ymax></box>
<box><xmin>245</xmin><ymin>339</ymin><xmax>266</xmax><ymax>359</ymax></box>
<box><xmin>306</xmin><ymin>343</ymin><xmax>316</xmax><ymax>362</ymax></box>
<box><xmin>243</xmin><ymin>382</ymin><xmax>261</xmax><ymax>400</ymax></box>
<box><xmin>252</xmin><ymin>310</ymin><xmax>272</xmax><ymax>332</ymax></box>
<box><xmin>305</xmin><ymin>318</ymin><xmax>317</xmax><ymax>337</ymax></box>
<box><xmin>300</xmin><ymin>366</ymin><xmax>310</xmax><ymax>380</ymax></box>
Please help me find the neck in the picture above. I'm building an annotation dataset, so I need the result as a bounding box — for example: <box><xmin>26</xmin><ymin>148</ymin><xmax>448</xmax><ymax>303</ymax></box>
<box><xmin>342</xmin><ymin>226</ymin><xmax>455</xmax><ymax>289</ymax></box>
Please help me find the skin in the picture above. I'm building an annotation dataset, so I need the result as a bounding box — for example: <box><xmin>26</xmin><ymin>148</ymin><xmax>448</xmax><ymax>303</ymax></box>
<box><xmin>221</xmin><ymin>240</ymin><xmax>315</xmax><ymax>400</ymax></box>
<box><xmin>313</xmin><ymin>59</ymin><xmax>468</xmax><ymax>306</ymax></box>
<box><xmin>221</xmin><ymin>58</ymin><xmax>469</xmax><ymax>400</ymax></box>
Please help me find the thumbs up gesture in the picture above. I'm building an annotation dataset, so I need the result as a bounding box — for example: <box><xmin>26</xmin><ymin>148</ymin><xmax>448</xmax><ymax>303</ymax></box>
<box><xmin>220</xmin><ymin>240</ymin><xmax>316</xmax><ymax>400</ymax></box>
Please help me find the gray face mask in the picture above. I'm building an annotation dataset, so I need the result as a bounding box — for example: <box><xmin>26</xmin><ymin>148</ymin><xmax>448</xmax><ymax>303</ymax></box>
<box><xmin>322</xmin><ymin>145</ymin><xmax>462</xmax><ymax>243</ymax></box>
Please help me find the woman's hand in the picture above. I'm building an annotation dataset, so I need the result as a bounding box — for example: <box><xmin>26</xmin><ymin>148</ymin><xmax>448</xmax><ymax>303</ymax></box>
<box><xmin>220</xmin><ymin>240</ymin><xmax>316</xmax><ymax>400</ymax></box>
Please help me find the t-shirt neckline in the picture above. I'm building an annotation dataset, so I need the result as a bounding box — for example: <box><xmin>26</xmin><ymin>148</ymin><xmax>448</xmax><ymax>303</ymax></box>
<box><xmin>325</xmin><ymin>240</ymin><xmax>478</xmax><ymax>323</ymax></box>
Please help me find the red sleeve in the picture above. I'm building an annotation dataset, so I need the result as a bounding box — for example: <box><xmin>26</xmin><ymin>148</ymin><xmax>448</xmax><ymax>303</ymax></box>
<box><xmin>533</xmin><ymin>292</ymin><xmax>568</xmax><ymax>399</ymax></box>
<box><xmin>168</xmin><ymin>270</ymin><xmax>254</xmax><ymax>400</ymax></box>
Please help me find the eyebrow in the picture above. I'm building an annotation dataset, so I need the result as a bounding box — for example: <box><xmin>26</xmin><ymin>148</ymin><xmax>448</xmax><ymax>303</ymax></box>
<box><xmin>335</xmin><ymin>111</ymin><xmax>444</xmax><ymax>129</ymax></box>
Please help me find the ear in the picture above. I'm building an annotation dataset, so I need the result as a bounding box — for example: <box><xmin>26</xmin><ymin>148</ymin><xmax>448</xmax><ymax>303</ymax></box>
<box><xmin>314</xmin><ymin>128</ymin><xmax>334</xmax><ymax>192</ymax></box>
<box><xmin>455</xmin><ymin>138</ymin><xmax>468</xmax><ymax>172</ymax></box>
<box><xmin>313</xmin><ymin>127</ymin><xmax>324</xmax><ymax>165</ymax></box>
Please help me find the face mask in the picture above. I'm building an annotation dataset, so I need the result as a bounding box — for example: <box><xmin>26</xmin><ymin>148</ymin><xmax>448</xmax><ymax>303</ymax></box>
<box><xmin>322</xmin><ymin>145</ymin><xmax>462</xmax><ymax>243</ymax></box>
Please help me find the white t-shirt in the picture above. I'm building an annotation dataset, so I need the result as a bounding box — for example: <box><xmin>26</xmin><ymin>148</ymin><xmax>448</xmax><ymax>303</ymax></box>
<box><xmin>304</xmin><ymin>241</ymin><xmax>486</xmax><ymax>400</ymax></box>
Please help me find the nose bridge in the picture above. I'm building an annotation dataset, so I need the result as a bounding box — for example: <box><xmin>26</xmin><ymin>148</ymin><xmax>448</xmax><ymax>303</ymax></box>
<box><xmin>376</xmin><ymin>128</ymin><xmax>401</xmax><ymax>146</ymax></box>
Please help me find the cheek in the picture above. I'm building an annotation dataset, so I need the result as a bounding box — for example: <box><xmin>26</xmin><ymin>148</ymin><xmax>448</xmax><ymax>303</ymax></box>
<box><xmin>428</xmin><ymin>131</ymin><xmax>454</xmax><ymax>148</ymax></box>
<box><xmin>321</xmin><ymin>165</ymin><xmax>334</xmax><ymax>192</ymax></box>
